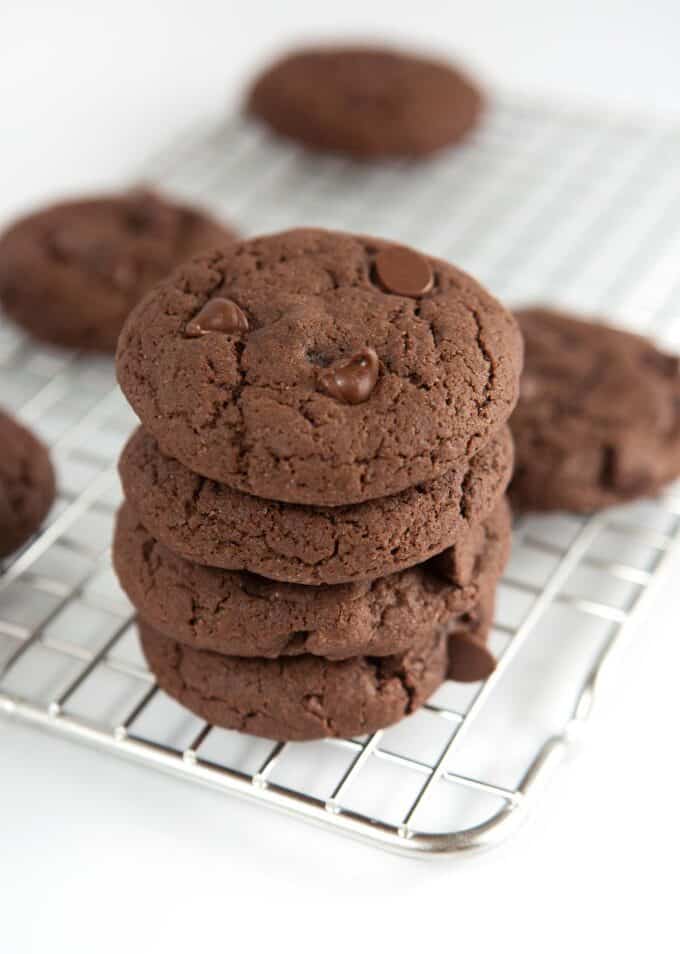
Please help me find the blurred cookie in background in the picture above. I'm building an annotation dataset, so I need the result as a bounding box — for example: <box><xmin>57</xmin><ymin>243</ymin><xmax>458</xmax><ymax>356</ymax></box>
<box><xmin>510</xmin><ymin>305</ymin><xmax>680</xmax><ymax>512</ymax></box>
<box><xmin>0</xmin><ymin>190</ymin><xmax>237</xmax><ymax>352</ymax></box>
<box><xmin>247</xmin><ymin>45</ymin><xmax>484</xmax><ymax>159</ymax></box>
<box><xmin>0</xmin><ymin>409</ymin><xmax>55</xmax><ymax>558</ymax></box>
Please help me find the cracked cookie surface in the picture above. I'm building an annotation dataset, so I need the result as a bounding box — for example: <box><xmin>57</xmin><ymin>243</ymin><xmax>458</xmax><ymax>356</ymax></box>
<box><xmin>116</xmin><ymin>229</ymin><xmax>522</xmax><ymax>505</ymax></box>
<box><xmin>247</xmin><ymin>46</ymin><xmax>484</xmax><ymax>159</ymax></box>
<box><xmin>511</xmin><ymin>306</ymin><xmax>680</xmax><ymax>512</ymax></box>
<box><xmin>139</xmin><ymin>617</ymin><xmax>451</xmax><ymax>740</ymax></box>
<box><xmin>0</xmin><ymin>409</ymin><xmax>55</xmax><ymax>558</ymax></box>
<box><xmin>113</xmin><ymin>499</ymin><xmax>510</xmax><ymax>658</ymax></box>
<box><xmin>119</xmin><ymin>426</ymin><xmax>513</xmax><ymax>585</ymax></box>
<box><xmin>0</xmin><ymin>191</ymin><xmax>236</xmax><ymax>352</ymax></box>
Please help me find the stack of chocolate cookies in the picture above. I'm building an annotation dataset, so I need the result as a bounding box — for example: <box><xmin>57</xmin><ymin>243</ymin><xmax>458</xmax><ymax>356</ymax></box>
<box><xmin>113</xmin><ymin>229</ymin><xmax>522</xmax><ymax>741</ymax></box>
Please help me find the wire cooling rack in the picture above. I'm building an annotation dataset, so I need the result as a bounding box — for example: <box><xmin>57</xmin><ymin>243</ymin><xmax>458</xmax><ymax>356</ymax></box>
<box><xmin>3</xmin><ymin>95</ymin><xmax>680</xmax><ymax>856</ymax></box>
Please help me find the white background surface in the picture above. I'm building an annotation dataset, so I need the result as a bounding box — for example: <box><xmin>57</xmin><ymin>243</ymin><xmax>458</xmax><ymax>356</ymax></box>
<box><xmin>2</xmin><ymin>2</ymin><xmax>679</xmax><ymax>951</ymax></box>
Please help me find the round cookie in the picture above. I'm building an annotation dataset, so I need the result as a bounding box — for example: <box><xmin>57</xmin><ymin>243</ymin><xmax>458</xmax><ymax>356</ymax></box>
<box><xmin>115</xmin><ymin>228</ymin><xmax>522</xmax><ymax>506</ymax></box>
<box><xmin>510</xmin><ymin>306</ymin><xmax>680</xmax><ymax>513</ymax></box>
<box><xmin>246</xmin><ymin>46</ymin><xmax>484</xmax><ymax>159</ymax></box>
<box><xmin>119</xmin><ymin>425</ymin><xmax>513</xmax><ymax>585</ymax></box>
<box><xmin>138</xmin><ymin>618</ymin><xmax>449</xmax><ymax>741</ymax></box>
<box><xmin>0</xmin><ymin>190</ymin><xmax>236</xmax><ymax>352</ymax></box>
<box><xmin>113</xmin><ymin>499</ymin><xmax>511</xmax><ymax>659</ymax></box>
<box><xmin>0</xmin><ymin>410</ymin><xmax>55</xmax><ymax>558</ymax></box>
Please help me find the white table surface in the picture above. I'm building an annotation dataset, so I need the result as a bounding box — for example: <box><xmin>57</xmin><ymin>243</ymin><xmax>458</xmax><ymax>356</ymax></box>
<box><xmin>2</xmin><ymin>2</ymin><xmax>679</xmax><ymax>950</ymax></box>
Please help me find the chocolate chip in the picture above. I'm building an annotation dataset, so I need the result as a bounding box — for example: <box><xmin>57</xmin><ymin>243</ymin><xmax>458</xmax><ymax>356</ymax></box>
<box><xmin>447</xmin><ymin>630</ymin><xmax>495</xmax><ymax>682</ymax></box>
<box><xmin>373</xmin><ymin>246</ymin><xmax>434</xmax><ymax>297</ymax></box>
<box><xmin>185</xmin><ymin>298</ymin><xmax>249</xmax><ymax>336</ymax></box>
<box><xmin>642</xmin><ymin>349</ymin><xmax>680</xmax><ymax>378</ymax></box>
<box><xmin>520</xmin><ymin>373</ymin><xmax>541</xmax><ymax>401</ymax></box>
<box><xmin>599</xmin><ymin>445</ymin><xmax>648</xmax><ymax>494</ymax></box>
<box><xmin>124</xmin><ymin>189</ymin><xmax>177</xmax><ymax>234</ymax></box>
<box><xmin>318</xmin><ymin>347</ymin><xmax>379</xmax><ymax>404</ymax></box>
<box><xmin>124</xmin><ymin>198</ymin><xmax>156</xmax><ymax>232</ymax></box>
<box><xmin>112</xmin><ymin>261</ymin><xmax>137</xmax><ymax>291</ymax></box>
<box><xmin>49</xmin><ymin>227</ymin><xmax>90</xmax><ymax>260</ymax></box>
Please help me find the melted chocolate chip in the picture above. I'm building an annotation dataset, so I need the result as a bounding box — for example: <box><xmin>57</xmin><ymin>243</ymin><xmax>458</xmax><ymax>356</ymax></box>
<box><xmin>49</xmin><ymin>227</ymin><xmax>91</xmax><ymax>260</ymax></box>
<box><xmin>318</xmin><ymin>348</ymin><xmax>380</xmax><ymax>405</ymax></box>
<box><xmin>373</xmin><ymin>246</ymin><xmax>434</xmax><ymax>298</ymax></box>
<box><xmin>448</xmin><ymin>630</ymin><xmax>496</xmax><ymax>683</ymax></box>
<box><xmin>111</xmin><ymin>261</ymin><xmax>137</xmax><ymax>291</ymax></box>
<box><xmin>185</xmin><ymin>298</ymin><xmax>249</xmax><ymax>336</ymax></box>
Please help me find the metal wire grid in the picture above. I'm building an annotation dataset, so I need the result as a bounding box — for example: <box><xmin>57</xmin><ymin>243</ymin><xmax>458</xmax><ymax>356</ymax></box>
<box><xmin>2</xmin><ymin>95</ymin><xmax>680</xmax><ymax>856</ymax></box>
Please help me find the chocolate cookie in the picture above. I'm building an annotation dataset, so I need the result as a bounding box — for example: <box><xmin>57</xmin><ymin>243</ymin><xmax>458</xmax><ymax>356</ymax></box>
<box><xmin>113</xmin><ymin>499</ymin><xmax>510</xmax><ymax>659</ymax></box>
<box><xmin>116</xmin><ymin>229</ymin><xmax>522</xmax><ymax>506</ymax></box>
<box><xmin>0</xmin><ymin>410</ymin><xmax>55</xmax><ymax>558</ymax></box>
<box><xmin>119</xmin><ymin>425</ymin><xmax>513</xmax><ymax>585</ymax></box>
<box><xmin>0</xmin><ymin>190</ymin><xmax>236</xmax><ymax>352</ymax></box>
<box><xmin>138</xmin><ymin>618</ymin><xmax>450</xmax><ymax>741</ymax></box>
<box><xmin>246</xmin><ymin>46</ymin><xmax>484</xmax><ymax>159</ymax></box>
<box><xmin>511</xmin><ymin>307</ymin><xmax>680</xmax><ymax>512</ymax></box>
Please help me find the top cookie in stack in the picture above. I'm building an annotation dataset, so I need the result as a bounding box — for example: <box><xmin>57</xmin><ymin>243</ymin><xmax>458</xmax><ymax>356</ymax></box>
<box><xmin>116</xmin><ymin>228</ymin><xmax>520</xmax><ymax>506</ymax></box>
<box><xmin>114</xmin><ymin>228</ymin><xmax>522</xmax><ymax>741</ymax></box>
